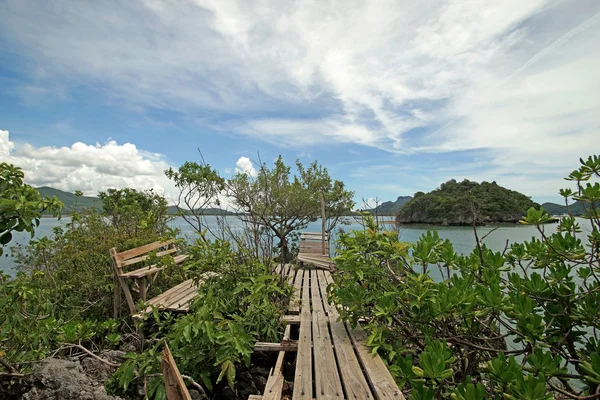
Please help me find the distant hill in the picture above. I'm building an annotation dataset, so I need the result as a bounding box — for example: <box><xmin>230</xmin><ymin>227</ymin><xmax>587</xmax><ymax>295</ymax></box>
<box><xmin>541</xmin><ymin>201</ymin><xmax>597</xmax><ymax>216</ymax></box>
<box><xmin>37</xmin><ymin>186</ymin><xmax>100</xmax><ymax>213</ymax></box>
<box><xmin>166</xmin><ymin>205</ymin><xmax>236</xmax><ymax>216</ymax></box>
<box><xmin>396</xmin><ymin>179</ymin><xmax>539</xmax><ymax>225</ymax></box>
<box><xmin>367</xmin><ymin>196</ymin><xmax>412</xmax><ymax>215</ymax></box>
<box><xmin>36</xmin><ymin>187</ymin><xmax>234</xmax><ymax>215</ymax></box>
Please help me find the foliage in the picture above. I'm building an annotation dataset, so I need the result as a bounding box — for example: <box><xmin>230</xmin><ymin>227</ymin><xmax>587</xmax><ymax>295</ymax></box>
<box><xmin>228</xmin><ymin>155</ymin><xmax>353</xmax><ymax>262</ymax></box>
<box><xmin>330</xmin><ymin>155</ymin><xmax>600</xmax><ymax>398</ymax></box>
<box><xmin>107</xmin><ymin>238</ymin><xmax>292</xmax><ymax>398</ymax></box>
<box><xmin>397</xmin><ymin>179</ymin><xmax>539</xmax><ymax>225</ymax></box>
<box><xmin>1</xmin><ymin>187</ymin><xmax>176</xmax><ymax>370</ymax></box>
<box><xmin>0</xmin><ymin>163</ymin><xmax>63</xmax><ymax>256</ymax></box>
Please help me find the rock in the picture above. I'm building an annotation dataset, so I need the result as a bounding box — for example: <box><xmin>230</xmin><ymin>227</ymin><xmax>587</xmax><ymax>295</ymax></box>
<box><xmin>22</xmin><ymin>358</ymin><xmax>122</xmax><ymax>400</ymax></box>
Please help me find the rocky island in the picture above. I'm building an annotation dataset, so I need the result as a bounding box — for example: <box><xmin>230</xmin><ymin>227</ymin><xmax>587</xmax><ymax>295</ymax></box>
<box><xmin>396</xmin><ymin>179</ymin><xmax>539</xmax><ymax>225</ymax></box>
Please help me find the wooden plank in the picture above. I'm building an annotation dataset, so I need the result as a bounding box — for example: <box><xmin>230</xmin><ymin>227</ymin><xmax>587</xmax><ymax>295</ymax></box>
<box><xmin>301</xmin><ymin>232</ymin><xmax>329</xmax><ymax>238</ymax></box>
<box><xmin>164</xmin><ymin>286</ymin><xmax>199</xmax><ymax>311</ymax></box>
<box><xmin>161</xmin><ymin>342</ymin><xmax>192</xmax><ymax>400</ymax></box>
<box><xmin>110</xmin><ymin>248</ymin><xmax>137</xmax><ymax>315</ymax></box>
<box><xmin>274</xmin><ymin>264</ymin><xmax>283</xmax><ymax>275</ymax></box>
<box><xmin>262</xmin><ymin>310</ymin><xmax>293</xmax><ymax>399</ymax></box>
<box><xmin>292</xmin><ymin>269</ymin><xmax>312</xmax><ymax>400</ymax></box>
<box><xmin>120</xmin><ymin>265</ymin><xmax>165</xmax><ymax>279</ymax></box>
<box><xmin>120</xmin><ymin>247</ymin><xmax>178</xmax><ymax>267</ymax></box>
<box><xmin>345</xmin><ymin>324</ymin><xmax>405</xmax><ymax>400</ymax></box>
<box><xmin>248</xmin><ymin>396</ymin><xmax>263</xmax><ymax>400</ymax></box>
<box><xmin>117</xmin><ymin>239</ymin><xmax>175</xmax><ymax>261</ymax></box>
<box><xmin>289</xmin><ymin>268</ymin><xmax>304</xmax><ymax>314</ymax></box>
<box><xmin>254</xmin><ymin>341</ymin><xmax>298</xmax><ymax>352</ymax></box>
<box><xmin>310</xmin><ymin>270</ymin><xmax>343</xmax><ymax>399</ymax></box>
<box><xmin>319</xmin><ymin>271</ymin><xmax>373</xmax><ymax>399</ymax></box>
<box><xmin>284</xmin><ymin>315</ymin><xmax>301</xmax><ymax>324</ymax></box>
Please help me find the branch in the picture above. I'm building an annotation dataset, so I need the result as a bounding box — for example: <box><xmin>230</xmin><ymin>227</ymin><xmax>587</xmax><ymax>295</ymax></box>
<box><xmin>0</xmin><ymin>356</ymin><xmax>15</xmax><ymax>373</ymax></box>
<box><xmin>59</xmin><ymin>343</ymin><xmax>120</xmax><ymax>368</ymax></box>
<box><xmin>181</xmin><ymin>374</ymin><xmax>208</xmax><ymax>398</ymax></box>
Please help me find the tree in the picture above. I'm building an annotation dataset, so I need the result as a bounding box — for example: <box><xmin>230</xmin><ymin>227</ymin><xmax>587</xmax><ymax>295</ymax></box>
<box><xmin>98</xmin><ymin>188</ymin><xmax>170</xmax><ymax>237</ymax></box>
<box><xmin>0</xmin><ymin>163</ymin><xmax>62</xmax><ymax>256</ymax></box>
<box><xmin>165</xmin><ymin>161</ymin><xmax>225</xmax><ymax>235</ymax></box>
<box><xmin>228</xmin><ymin>156</ymin><xmax>353</xmax><ymax>262</ymax></box>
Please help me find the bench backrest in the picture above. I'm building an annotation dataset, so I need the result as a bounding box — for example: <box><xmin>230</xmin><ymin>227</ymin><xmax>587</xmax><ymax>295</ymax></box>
<box><xmin>110</xmin><ymin>239</ymin><xmax>177</xmax><ymax>274</ymax></box>
<box><xmin>299</xmin><ymin>232</ymin><xmax>329</xmax><ymax>255</ymax></box>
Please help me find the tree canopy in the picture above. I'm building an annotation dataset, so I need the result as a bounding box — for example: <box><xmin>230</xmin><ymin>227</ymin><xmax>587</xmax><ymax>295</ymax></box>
<box><xmin>0</xmin><ymin>163</ymin><xmax>63</xmax><ymax>255</ymax></box>
<box><xmin>228</xmin><ymin>156</ymin><xmax>354</xmax><ymax>262</ymax></box>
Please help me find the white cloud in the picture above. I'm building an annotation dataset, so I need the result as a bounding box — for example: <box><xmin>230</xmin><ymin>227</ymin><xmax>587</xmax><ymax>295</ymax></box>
<box><xmin>1</xmin><ymin>1</ymin><xmax>599</xmax><ymax>199</ymax></box>
<box><xmin>235</xmin><ymin>156</ymin><xmax>257</xmax><ymax>177</ymax></box>
<box><xmin>0</xmin><ymin>130</ymin><xmax>15</xmax><ymax>155</ymax></box>
<box><xmin>0</xmin><ymin>130</ymin><xmax>178</xmax><ymax>199</ymax></box>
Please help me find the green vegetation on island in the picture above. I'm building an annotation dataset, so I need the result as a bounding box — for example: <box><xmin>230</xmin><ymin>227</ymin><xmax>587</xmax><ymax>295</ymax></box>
<box><xmin>396</xmin><ymin>179</ymin><xmax>539</xmax><ymax>225</ymax></box>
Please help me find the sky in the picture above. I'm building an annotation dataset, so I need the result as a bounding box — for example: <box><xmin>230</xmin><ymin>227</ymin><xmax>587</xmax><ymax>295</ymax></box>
<box><xmin>1</xmin><ymin>0</ymin><xmax>599</xmax><ymax>207</ymax></box>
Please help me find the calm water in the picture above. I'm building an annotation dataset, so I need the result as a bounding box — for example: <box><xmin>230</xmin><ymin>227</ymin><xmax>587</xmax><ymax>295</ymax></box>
<box><xmin>1</xmin><ymin>215</ymin><xmax>589</xmax><ymax>276</ymax></box>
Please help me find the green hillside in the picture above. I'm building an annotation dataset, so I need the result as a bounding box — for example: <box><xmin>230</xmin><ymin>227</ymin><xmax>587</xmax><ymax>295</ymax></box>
<box><xmin>36</xmin><ymin>186</ymin><xmax>234</xmax><ymax>215</ymax></box>
<box><xmin>367</xmin><ymin>196</ymin><xmax>412</xmax><ymax>215</ymax></box>
<box><xmin>541</xmin><ymin>201</ymin><xmax>597</xmax><ymax>216</ymax></box>
<box><xmin>37</xmin><ymin>186</ymin><xmax>100</xmax><ymax>213</ymax></box>
<box><xmin>397</xmin><ymin>179</ymin><xmax>539</xmax><ymax>225</ymax></box>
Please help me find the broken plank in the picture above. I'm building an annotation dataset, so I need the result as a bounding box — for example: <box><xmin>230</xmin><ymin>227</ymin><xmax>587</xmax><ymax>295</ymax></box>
<box><xmin>262</xmin><ymin>324</ymin><xmax>292</xmax><ymax>400</ymax></box>
<box><xmin>254</xmin><ymin>341</ymin><xmax>298</xmax><ymax>352</ymax></box>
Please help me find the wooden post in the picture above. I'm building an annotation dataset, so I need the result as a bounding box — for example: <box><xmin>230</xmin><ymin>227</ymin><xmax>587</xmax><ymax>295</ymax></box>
<box><xmin>109</xmin><ymin>247</ymin><xmax>138</xmax><ymax>316</ymax></box>
<box><xmin>320</xmin><ymin>192</ymin><xmax>326</xmax><ymax>255</ymax></box>
<box><xmin>139</xmin><ymin>278</ymin><xmax>147</xmax><ymax>301</ymax></box>
<box><xmin>161</xmin><ymin>342</ymin><xmax>192</xmax><ymax>400</ymax></box>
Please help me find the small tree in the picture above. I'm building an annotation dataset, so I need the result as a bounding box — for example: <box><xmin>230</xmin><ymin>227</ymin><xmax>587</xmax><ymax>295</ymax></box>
<box><xmin>228</xmin><ymin>156</ymin><xmax>353</xmax><ymax>262</ymax></box>
<box><xmin>0</xmin><ymin>163</ymin><xmax>62</xmax><ymax>255</ymax></box>
<box><xmin>165</xmin><ymin>161</ymin><xmax>225</xmax><ymax>236</ymax></box>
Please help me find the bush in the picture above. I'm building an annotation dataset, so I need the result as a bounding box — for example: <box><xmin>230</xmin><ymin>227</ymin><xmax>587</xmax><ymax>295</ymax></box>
<box><xmin>330</xmin><ymin>156</ymin><xmax>600</xmax><ymax>399</ymax></box>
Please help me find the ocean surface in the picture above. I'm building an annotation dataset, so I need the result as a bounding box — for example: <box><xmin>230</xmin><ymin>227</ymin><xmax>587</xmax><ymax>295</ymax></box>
<box><xmin>1</xmin><ymin>215</ymin><xmax>590</xmax><ymax>276</ymax></box>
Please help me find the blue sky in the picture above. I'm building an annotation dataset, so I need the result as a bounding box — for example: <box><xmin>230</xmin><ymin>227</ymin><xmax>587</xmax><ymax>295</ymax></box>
<box><xmin>1</xmin><ymin>0</ymin><xmax>599</xmax><ymax>207</ymax></box>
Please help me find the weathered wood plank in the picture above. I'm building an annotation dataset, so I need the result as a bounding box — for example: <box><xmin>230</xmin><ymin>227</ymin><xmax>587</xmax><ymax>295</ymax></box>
<box><xmin>283</xmin><ymin>315</ymin><xmax>301</xmax><ymax>324</ymax></box>
<box><xmin>345</xmin><ymin>323</ymin><xmax>405</xmax><ymax>400</ymax></box>
<box><xmin>254</xmin><ymin>341</ymin><xmax>298</xmax><ymax>352</ymax></box>
<box><xmin>310</xmin><ymin>269</ymin><xmax>343</xmax><ymax>399</ymax></box>
<box><xmin>261</xmin><ymin>324</ymin><xmax>291</xmax><ymax>400</ymax></box>
<box><xmin>117</xmin><ymin>239</ymin><xmax>175</xmax><ymax>261</ymax></box>
<box><xmin>274</xmin><ymin>264</ymin><xmax>283</xmax><ymax>275</ymax></box>
<box><xmin>161</xmin><ymin>342</ymin><xmax>192</xmax><ymax>400</ymax></box>
<box><xmin>120</xmin><ymin>265</ymin><xmax>166</xmax><ymax>279</ymax></box>
<box><xmin>120</xmin><ymin>247</ymin><xmax>178</xmax><ymax>267</ymax></box>
<box><xmin>289</xmin><ymin>268</ymin><xmax>304</xmax><ymax>314</ymax></box>
<box><xmin>292</xmin><ymin>269</ymin><xmax>312</xmax><ymax>400</ymax></box>
<box><xmin>319</xmin><ymin>270</ymin><xmax>373</xmax><ymax>399</ymax></box>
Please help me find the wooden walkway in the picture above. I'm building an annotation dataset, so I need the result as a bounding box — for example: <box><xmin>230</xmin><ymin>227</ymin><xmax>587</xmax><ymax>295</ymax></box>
<box><xmin>251</xmin><ymin>265</ymin><xmax>405</xmax><ymax>400</ymax></box>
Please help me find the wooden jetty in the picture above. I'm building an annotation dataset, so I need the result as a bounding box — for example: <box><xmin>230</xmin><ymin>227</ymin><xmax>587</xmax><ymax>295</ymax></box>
<box><xmin>251</xmin><ymin>264</ymin><xmax>405</xmax><ymax>400</ymax></box>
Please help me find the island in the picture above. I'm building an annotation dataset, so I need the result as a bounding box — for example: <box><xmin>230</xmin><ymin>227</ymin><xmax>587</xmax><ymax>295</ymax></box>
<box><xmin>396</xmin><ymin>179</ymin><xmax>539</xmax><ymax>225</ymax></box>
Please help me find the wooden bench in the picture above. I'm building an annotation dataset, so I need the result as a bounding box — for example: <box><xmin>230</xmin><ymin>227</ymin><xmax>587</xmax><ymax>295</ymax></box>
<box><xmin>251</xmin><ymin>266</ymin><xmax>405</xmax><ymax>399</ymax></box>
<box><xmin>297</xmin><ymin>232</ymin><xmax>333</xmax><ymax>271</ymax></box>
<box><xmin>110</xmin><ymin>239</ymin><xmax>194</xmax><ymax>319</ymax></box>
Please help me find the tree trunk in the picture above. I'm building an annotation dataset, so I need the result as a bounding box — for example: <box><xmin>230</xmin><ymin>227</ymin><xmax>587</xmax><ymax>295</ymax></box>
<box><xmin>279</xmin><ymin>234</ymin><xmax>291</xmax><ymax>263</ymax></box>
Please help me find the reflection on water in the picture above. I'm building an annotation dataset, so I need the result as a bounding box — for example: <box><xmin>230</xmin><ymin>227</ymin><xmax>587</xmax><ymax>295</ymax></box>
<box><xmin>2</xmin><ymin>215</ymin><xmax>591</xmax><ymax>276</ymax></box>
